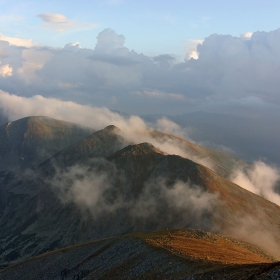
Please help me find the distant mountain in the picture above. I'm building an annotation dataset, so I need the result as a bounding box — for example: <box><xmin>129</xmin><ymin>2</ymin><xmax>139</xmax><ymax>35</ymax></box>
<box><xmin>1</xmin><ymin>123</ymin><xmax>280</xmax><ymax>269</ymax></box>
<box><xmin>0</xmin><ymin>116</ymin><xmax>94</xmax><ymax>171</ymax></box>
<box><xmin>0</xmin><ymin>229</ymin><xmax>278</xmax><ymax>280</ymax></box>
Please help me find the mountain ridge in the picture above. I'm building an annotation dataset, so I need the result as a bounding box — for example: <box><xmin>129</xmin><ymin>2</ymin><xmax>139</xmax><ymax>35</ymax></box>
<box><xmin>0</xmin><ymin>116</ymin><xmax>280</xmax><ymax>277</ymax></box>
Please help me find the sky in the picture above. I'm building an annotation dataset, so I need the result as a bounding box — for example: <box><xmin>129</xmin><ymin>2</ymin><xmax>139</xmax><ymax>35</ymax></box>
<box><xmin>1</xmin><ymin>1</ymin><xmax>280</xmax><ymax>58</ymax></box>
<box><xmin>1</xmin><ymin>0</ymin><xmax>280</xmax><ymax>163</ymax></box>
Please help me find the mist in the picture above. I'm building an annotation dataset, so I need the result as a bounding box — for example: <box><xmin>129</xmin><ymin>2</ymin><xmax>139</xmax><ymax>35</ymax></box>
<box><xmin>51</xmin><ymin>158</ymin><xmax>218</xmax><ymax>231</ymax></box>
<box><xmin>0</xmin><ymin>90</ymin><xmax>215</xmax><ymax>170</ymax></box>
<box><xmin>223</xmin><ymin>212</ymin><xmax>280</xmax><ymax>259</ymax></box>
<box><xmin>51</xmin><ymin>158</ymin><xmax>126</xmax><ymax>218</ymax></box>
<box><xmin>231</xmin><ymin>161</ymin><xmax>280</xmax><ymax>206</ymax></box>
<box><xmin>49</xmin><ymin>158</ymin><xmax>280</xmax><ymax>258</ymax></box>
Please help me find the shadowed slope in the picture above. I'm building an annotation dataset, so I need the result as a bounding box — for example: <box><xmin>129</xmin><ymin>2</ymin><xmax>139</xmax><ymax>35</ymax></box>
<box><xmin>0</xmin><ymin>229</ymin><xmax>277</xmax><ymax>280</ymax></box>
<box><xmin>1</xmin><ymin>135</ymin><xmax>280</xmax><ymax>268</ymax></box>
<box><xmin>39</xmin><ymin>125</ymin><xmax>130</xmax><ymax>175</ymax></box>
<box><xmin>0</xmin><ymin>116</ymin><xmax>94</xmax><ymax>171</ymax></box>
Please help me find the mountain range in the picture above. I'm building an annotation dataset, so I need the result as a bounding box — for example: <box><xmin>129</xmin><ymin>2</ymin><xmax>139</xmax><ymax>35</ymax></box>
<box><xmin>0</xmin><ymin>116</ymin><xmax>280</xmax><ymax>279</ymax></box>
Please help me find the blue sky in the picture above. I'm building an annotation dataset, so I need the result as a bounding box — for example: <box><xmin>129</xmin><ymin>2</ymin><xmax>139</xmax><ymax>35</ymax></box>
<box><xmin>1</xmin><ymin>0</ymin><xmax>280</xmax><ymax>59</ymax></box>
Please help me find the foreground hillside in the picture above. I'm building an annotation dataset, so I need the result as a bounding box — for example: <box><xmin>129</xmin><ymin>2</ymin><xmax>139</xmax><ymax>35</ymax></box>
<box><xmin>0</xmin><ymin>229</ymin><xmax>278</xmax><ymax>280</ymax></box>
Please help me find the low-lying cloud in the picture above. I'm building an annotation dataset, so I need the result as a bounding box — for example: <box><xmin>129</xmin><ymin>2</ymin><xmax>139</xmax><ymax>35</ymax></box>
<box><xmin>51</xmin><ymin>159</ymin><xmax>125</xmax><ymax>218</ymax></box>
<box><xmin>51</xmin><ymin>159</ymin><xmax>218</xmax><ymax>230</ymax></box>
<box><xmin>0</xmin><ymin>90</ymin><xmax>214</xmax><ymax>170</ymax></box>
<box><xmin>131</xmin><ymin>179</ymin><xmax>218</xmax><ymax>230</ymax></box>
<box><xmin>49</xmin><ymin>157</ymin><xmax>280</xmax><ymax>258</ymax></box>
<box><xmin>224</xmin><ymin>212</ymin><xmax>280</xmax><ymax>259</ymax></box>
<box><xmin>231</xmin><ymin>161</ymin><xmax>280</xmax><ymax>205</ymax></box>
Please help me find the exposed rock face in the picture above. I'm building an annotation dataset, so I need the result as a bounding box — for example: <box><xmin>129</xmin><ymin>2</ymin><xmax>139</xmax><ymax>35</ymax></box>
<box><xmin>0</xmin><ymin>116</ymin><xmax>94</xmax><ymax>171</ymax></box>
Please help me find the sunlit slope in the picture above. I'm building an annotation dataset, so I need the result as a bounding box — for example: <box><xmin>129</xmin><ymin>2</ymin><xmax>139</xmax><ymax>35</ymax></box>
<box><xmin>150</xmin><ymin>130</ymin><xmax>250</xmax><ymax>178</ymax></box>
<box><xmin>0</xmin><ymin>116</ymin><xmax>94</xmax><ymax>171</ymax></box>
<box><xmin>0</xmin><ymin>229</ymin><xmax>277</xmax><ymax>280</ymax></box>
<box><xmin>39</xmin><ymin>123</ymin><xmax>250</xmax><ymax>179</ymax></box>
<box><xmin>1</xmin><ymin>129</ymin><xmax>280</xmax><ymax>268</ymax></box>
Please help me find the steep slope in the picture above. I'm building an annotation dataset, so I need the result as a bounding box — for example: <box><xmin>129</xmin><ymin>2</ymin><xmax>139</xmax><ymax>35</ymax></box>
<box><xmin>1</xmin><ymin>132</ymin><xmax>280</xmax><ymax>268</ymax></box>
<box><xmin>149</xmin><ymin>130</ymin><xmax>250</xmax><ymax>178</ymax></box>
<box><xmin>39</xmin><ymin>125</ymin><xmax>130</xmax><ymax>175</ymax></box>
<box><xmin>0</xmin><ymin>229</ymin><xmax>277</xmax><ymax>280</ymax></box>
<box><xmin>0</xmin><ymin>116</ymin><xmax>94</xmax><ymax>171</ymax></box>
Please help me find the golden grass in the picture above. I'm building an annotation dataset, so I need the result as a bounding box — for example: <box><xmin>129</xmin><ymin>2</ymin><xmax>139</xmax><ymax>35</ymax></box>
<box><xmin>145</xmin><ymin>232</ymin><xmax>272</xmax><ymax>264</ymax></box>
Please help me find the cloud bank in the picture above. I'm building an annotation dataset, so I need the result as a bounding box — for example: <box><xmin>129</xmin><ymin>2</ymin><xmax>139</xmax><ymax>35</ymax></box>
<box><xmin>1</xmin><ymin>28</ymin><xmax>280</xmax><ymax>114</ymax></box>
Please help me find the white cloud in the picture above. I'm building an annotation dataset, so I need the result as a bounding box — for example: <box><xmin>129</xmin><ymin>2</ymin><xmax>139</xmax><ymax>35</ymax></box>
<box><xmin>240</xmin><ymin>32</ymin><xmax>253</xmax><ymax>40</ymax></box>
<box><xmin>95</xmin><ymin>28</ymin><xmax>126</xmax><ymax>54</ymax></box>
<box><xmin>231</xmin><ymin>161</ymin><xmax>280</xmax><ymax>205</ymax></box>
<box><xmin>0</xmin><ymin>34</ymin><xmax>37</xmax><ymax>47</ymax></box>
<box><xmin>17</xmin><ymin>49</ymin><xmax>53</xmax><ymax>83</ymax></box>
<box><xmin>186</xmin><ymin>39</ymin><xmax>203</xmax><ymax>52</ymax></box>
<box><xmin>37</xmin><ymin>13</ymin><xmax>99</xmax><ymax>31</ymax></box>
<box><xmin>0</xmin><ymin>62</ymin><xmax>13</xmax><ymax>77</ymax></box>
<box><xmin>186</xmin><ymin>51</ymin><xmax>199</xmax><ymax>60</ymax></box>
<box><xmin>185</xmin><ymin>39</ymin><xmax>203</xmax><ymax>60</ymax></box>
<box><xmin>38</xmin><ymin>13</ymin><xmax>68</xmax><ymax>23</ymax></box>
<box><xmin>156</xmin><ymin>117</ymin><xmax>187</xmax><ymax>138</ymax></box>
<box><xmin>0</xmin><ymin>91</ymin><xmax>214</xmax><ymax>170</ymax></box>
<box><xmin>1</xmin><ymin>28</ymin><xmax>280</xmax><ymax>115</ymax></box>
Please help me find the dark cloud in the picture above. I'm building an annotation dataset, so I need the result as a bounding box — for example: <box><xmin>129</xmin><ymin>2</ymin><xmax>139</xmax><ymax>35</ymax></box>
<box><xmin>89</xmin><ymin>54</ymin><xmax>139</xmax><ymax>66</ymax></box>
<box><xmin>1</xmin><ymin>27</ymin><xmax>280</xmax><ymax>115</ymax></box>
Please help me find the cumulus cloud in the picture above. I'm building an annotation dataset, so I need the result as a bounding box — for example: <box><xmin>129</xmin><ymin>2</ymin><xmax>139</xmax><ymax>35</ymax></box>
<box><xmin>0</xmin><ymin>62</ymin><xmax>13</xmax><ymax>77</ymax></box>
<box><xmin>1</xmin><ymin>28</ymin><xmax>280</xmax><ymax>115</ymax></box>
<box><xmin>0</xmin><ymin>34</ymin><xmax>37</xmax><ymax>47</ymax></box>
<box><xmin>240</xmin><ymin>32</ymin><xmax>253</xmax><ymax>40</ymax></box>
<box><xmin>17</xmin><ymin>49</ymin><xmax>53</xmax><ymax>83</ymax></box>
<box><xmin>231</xmin><ymin>161</ymin><xmax>280</xmax><ymax>205</ymax></box>
<box><xmin>185</xmin><ymin>39</ymin><xmax>203</xmax><ymax>60</ymax></box>
<box><xmin>153</xmin><ymin>54</ymin><xmax>176</xmax><ymax>67</ymax></box>
<box><xmin>1</xmin><ymin>28</ymin><xmax>280</xmax><ymax>125</ymax></box>
<box><xmin>95</xmin><ymin>28</ymin><xmax>125</xmax><ymax>54</ymax></box>
<box><xmin>37</xmin><ymin>13</ymin><xmax>99</xmax><ymax>31</ymax></box>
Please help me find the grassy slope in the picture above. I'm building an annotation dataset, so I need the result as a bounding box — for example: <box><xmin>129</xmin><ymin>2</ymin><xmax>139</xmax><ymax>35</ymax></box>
<box><xmin>0</xmin><ymin>229</ymin><xmax>278</xmax><ymax>280</ymax></box>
